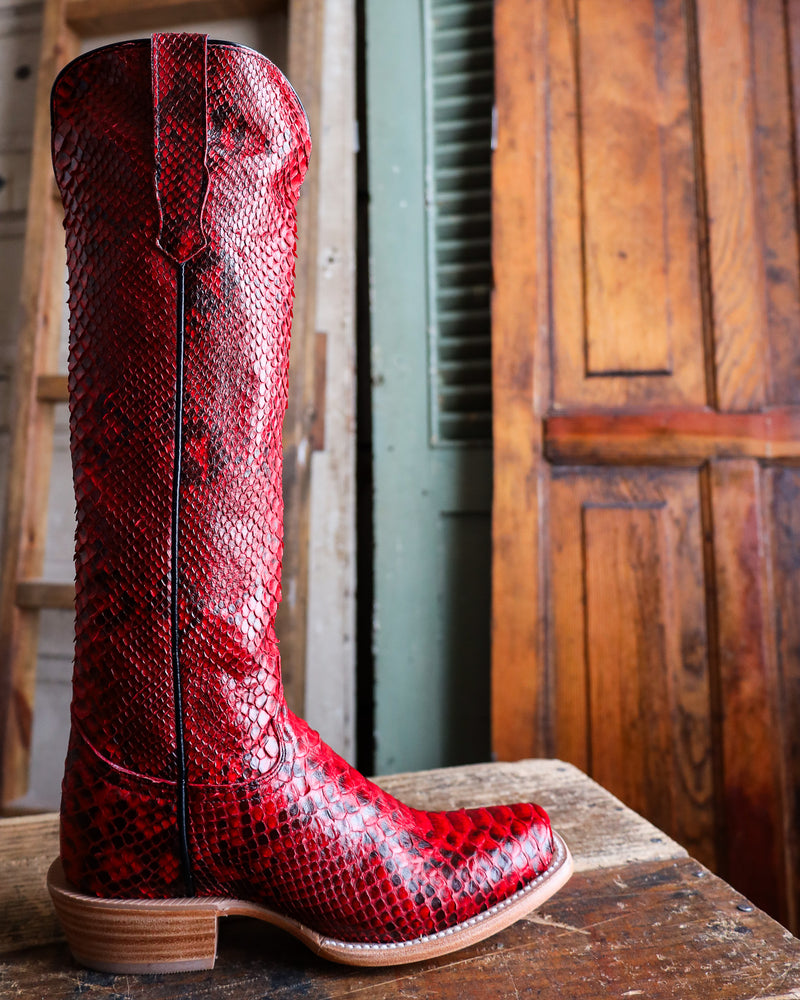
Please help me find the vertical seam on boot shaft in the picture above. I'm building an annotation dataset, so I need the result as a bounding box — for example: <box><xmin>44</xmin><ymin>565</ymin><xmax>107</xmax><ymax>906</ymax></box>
<box><xmin>151</xmin><ymin>31</ymin><xmax>210</xmax><ymax>898</ymax></box>
<box><xmin>171</xmin><ymin>261</ymin><xmax>195</xmax><ymax>896</ymax></box>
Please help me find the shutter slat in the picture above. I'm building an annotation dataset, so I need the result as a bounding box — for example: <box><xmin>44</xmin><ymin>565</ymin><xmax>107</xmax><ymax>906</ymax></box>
<box><xmin>425</xmin><ymin>0</ymin><xmax>493</xmax><ymax>444</ymax></box>
<box><xmin>439</xmin><ymin>339</ymin><xmax>491</xmax><ymax>362</ymax></box>
<box><xmin>434</xmin><ymin>117</ymin><xmax>491</xmax><ymax>145</ymax></box>
<box><xmin>436</xmin><ymin>239</ymin><xmax>491</xmax><ymax>266</ymax></box>
<box><xmin>436</xmin><ymin>215</ymin><xmax>489</xmax><ymax>237</ymax></box>
<box><xmin>433</xmin><ymin>93</ymin><xmax>493</xmax><ymax>115</ymax></box>
<box><xmin>435</xmin><ymin>140</ymin><xmax>490</xmax><ymax>168</ymax></box>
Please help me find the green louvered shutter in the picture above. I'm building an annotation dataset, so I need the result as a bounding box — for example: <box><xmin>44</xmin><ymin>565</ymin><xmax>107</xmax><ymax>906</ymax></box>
<box><xmin>367</xmin><ymin>0</ymin><xmax>494</xmax><ymax>773</ymax></box>
<box><xmin>425</xmin><ymin>0</ymin><xmax>494</xmax><ymax>444</ymax></box>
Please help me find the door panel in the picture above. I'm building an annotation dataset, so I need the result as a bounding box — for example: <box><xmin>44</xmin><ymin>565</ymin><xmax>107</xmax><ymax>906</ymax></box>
<box><xmin>548</xmin><ymin>0</ymin><xmax>705</xmax><ymax>408</ymax></box>
<box><xmin>698</xmin><ymin>0</ymin><xmax>800</xmax><ymax>409</ymax></box>
<box><xmin>709</xmin><ymin>460</ymin><xmax>788</xmax><ymax>918</ymax></box>
<box><xmin>493</xmin><ymin>0</ymin><xmax>800</xmax><ymax>929</ymax></box>
<box><xmin>549</xmin><ymin>468</ymin><xmax>714</xmax><ymax>866</ymax></box>
<box><xmin>769</xmin><ymin>467</ymin><xmax>800</xmax><ymax>920</ymax></box>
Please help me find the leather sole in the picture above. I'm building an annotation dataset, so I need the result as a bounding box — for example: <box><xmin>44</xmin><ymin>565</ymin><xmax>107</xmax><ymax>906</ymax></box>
<box><xmin>47</xmin><ymin>834</ymin><xmax>573</xmax><ymax>971</ymax></box>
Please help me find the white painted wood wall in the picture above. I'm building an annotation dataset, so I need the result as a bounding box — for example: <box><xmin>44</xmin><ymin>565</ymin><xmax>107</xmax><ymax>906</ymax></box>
<box><xmin>0</xmin><ymin>1</ymin><xmax>356</xmax><ymax>809</ymax></box>
<box><xmin>304</xmin><ymin>1</ymin><xmax>356</xmax><ymax>764</ymax></box>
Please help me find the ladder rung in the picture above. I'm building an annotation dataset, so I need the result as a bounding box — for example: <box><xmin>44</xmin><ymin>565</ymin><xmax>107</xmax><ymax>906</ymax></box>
<box><xmin>15</xmin><ymin>581</ymin><xmax>75</xmax><ymax>610</ymax></box>
<box><xmin>36</xmin><ymin>374</ymin><xmax>68</xmax><ymax>402</ymax></box>
<box><xmin>65</xmin><ymin>0</ymin><xmax>281</xmax><ymax>36</ymax></box>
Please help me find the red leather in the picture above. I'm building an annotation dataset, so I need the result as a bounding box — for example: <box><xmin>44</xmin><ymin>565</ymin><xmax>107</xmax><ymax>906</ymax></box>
<box><xmin>152</xmin><ymin>32</ymin><xmax>209</xmax><ymax>262</ymax></box>
<box><xmin>51</xmin><ymin>33</ymin><xmax>556</xmax><ymax>946</ymax></box>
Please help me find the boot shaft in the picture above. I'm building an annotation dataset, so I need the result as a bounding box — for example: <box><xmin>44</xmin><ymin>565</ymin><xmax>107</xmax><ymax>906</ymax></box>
<box><xmin>52</xmin><ymin>35</ymin><xmax>310</xmax><ymax>786</ymax></box>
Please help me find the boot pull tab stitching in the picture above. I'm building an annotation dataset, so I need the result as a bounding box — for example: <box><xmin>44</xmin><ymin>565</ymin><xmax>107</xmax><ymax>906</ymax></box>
<box><xmin>152</xmin><ymin>32</ymin><xmax>210</xmax><ymax>263</ymax></box>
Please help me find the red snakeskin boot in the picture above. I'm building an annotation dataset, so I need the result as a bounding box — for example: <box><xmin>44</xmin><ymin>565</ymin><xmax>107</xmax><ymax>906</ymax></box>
<box><xmin>46</xmin><ymin>33</ymin><xmax>572</xmax><ymax>972</ymax></box>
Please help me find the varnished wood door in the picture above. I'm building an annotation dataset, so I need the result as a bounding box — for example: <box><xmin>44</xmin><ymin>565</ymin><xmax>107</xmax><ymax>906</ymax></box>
<box><xmin>492</xmin><ymin>0</ymin><xmax>800</xmax><ymax>929</ymax></box>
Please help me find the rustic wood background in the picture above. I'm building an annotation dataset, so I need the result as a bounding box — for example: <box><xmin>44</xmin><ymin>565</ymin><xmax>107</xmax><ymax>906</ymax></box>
<box><xmin>492</xmin><ymin>0</ymin><xmax>800</xmax><ymax>933</ymax></box>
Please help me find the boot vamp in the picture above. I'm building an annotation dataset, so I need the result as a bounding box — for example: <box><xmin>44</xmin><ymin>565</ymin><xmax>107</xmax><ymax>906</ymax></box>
<box><xmin>190</xmin><ymin>709</ymin><xmax>555</xmax><ymax>944</ymax></box>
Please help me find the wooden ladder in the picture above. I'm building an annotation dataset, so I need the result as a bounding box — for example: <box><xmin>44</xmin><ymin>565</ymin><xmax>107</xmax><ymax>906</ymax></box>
<box><xmin>0</xmin><ymin>0</ymin><xmax>326</xmax><ymax>805</ymax></box>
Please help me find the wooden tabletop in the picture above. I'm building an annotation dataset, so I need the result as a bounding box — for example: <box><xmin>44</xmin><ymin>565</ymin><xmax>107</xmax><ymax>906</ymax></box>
<box><xmin>2</xmin><ymin>759</ymin><xmax>800</xmax><ymax>998</ymax></box>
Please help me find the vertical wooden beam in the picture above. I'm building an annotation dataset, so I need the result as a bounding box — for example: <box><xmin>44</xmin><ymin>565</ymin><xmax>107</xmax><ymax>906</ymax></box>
<box><xmin>63</xmin><ymin>0</ymin><xmax>282</xmax><ymax>34</ymax></box>
<box><xmin>491</xmin><ymin>0</ymin><xmax>550</xmax><ymax>758</ymax></box>
<box><xmin>304</xmin><ymin>0</ymin><xmax>357</xmax><ymax>758</ymax></box>
<box><xmin>696</xmin><ymin>0</ymin><xmax>770</xmax><ymax>410</ymax></box>
<box><xmin>749</xmin><ymin>0</ymin><xmax>800</xmax><ymax>406</ymax></box>
<box><xmin>0</xmin><ymin>0</ymin><xmax>78</xmax><ymax>803</ymax></box>
<box><xmin>767</xmin><ymin>466</ymin><xmax>800</xmax><ymax>933</ymax></box>
<box><xmin>279</xmin><ymin>0</ymin><xmax>325</xmax><ymax>716</ymax></box>
<box><xmin>709</xmin><ymin>460</ymin><xmax>788</xmax><ymax>922</ymax></box>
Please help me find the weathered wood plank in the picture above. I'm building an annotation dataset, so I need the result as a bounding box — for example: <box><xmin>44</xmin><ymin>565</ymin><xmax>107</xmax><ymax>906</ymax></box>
<box><xmin>64</xmin><ymin>0</ymin><xmax>281</xmax><ymax>35</ymax></box>
<box><xmin>580</xmin><ymin>0</ymin><xmax>697</xmax><ymax>380</ymax></box>
<box><xmin>15</xmin><ymin>581</ymin><xmax>74</xmax><ymax>611</ymax></box>
<box><xmin>549</xmin><ymin>0</ymin><xmax>705</xmax><ymax>408</ymax></box>
<box><xmin>548</xmin><ymin>471</ymin><xmax>714</xmax><ymax>868</ymax></box>
<box><xmin>750</xmin><ymin>0</ymin><xmax>800</xmax><ymax>406</ymax></box>
<box><xmin>3</xmin><ymin>859</ymin><xmax>799</xmax><ymax>999</ymax></box>
<box><xmin>380</xmin><ymin>759</ymin><xmax>686</xmax><ymax>872</ymax></box>
<box><xmin>584</xmin><ymin>505</ymin><xmax>678</xmax><ymax>834</ymax></box>
<box><xmin>0</xmin><ymin>812</ymin><xmax>60</xmax><ymax>953</ymax></box>
<box><xmin>697</xmin><ymin>0</ymin><xmax>770</xmax><ymax>409</ymax></box>
<box><xmin>274</xmin><ymin>0</ymin><xmax>325</xmax><ymax>720</ymax></box>
<box><xmin>768</xmin><ymin>468</ymin><xmax>800</xmax><ymax>933</ymax></box>
<box><xmin>303</xmin><ymin>0</ymin><xmax>356</xmax><ymax>759</ymax></box>
<box><xmin>35</xmin><ymin>375</ymin><xmax>68</xmax><ymax>403</ymax></box>
<box><xmin>494</xmin><ymin>0</ymin><xmax>800</xmax><ymax>937</ymax></box>
<box><xmin>580</xmin><ymin>0</ymin><xmax>668</xmax><ymax>374</ymax></box>
<box><xmin>0</xmin><ymin>0</ymin><xmax>78</xmax><ymax>804</ymax></box>
<box><xmin>545</xmin><ymin>407</ymin><xmax>800</xmax><ymax>465</ymax></box>
<box><xmin>710</xmin><ymin>461</ymin><xmax>788</xmax><ymax>923</ymax></box>
<box><xmin>546</xmin><ymin>0</ymin><xmax>584</xmax><ymax>403</ymax></box>
<box><xmin>491</xmin><ymin>0</ymin><xmax>549</xmax><ymax>760</ymax></box>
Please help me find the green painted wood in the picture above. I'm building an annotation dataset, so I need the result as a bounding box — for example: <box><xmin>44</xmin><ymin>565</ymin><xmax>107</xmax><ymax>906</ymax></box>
<box><xmin>366</xmin><ymin>0</ymin><xmax>493</xmax><ymax>773</ymax></box>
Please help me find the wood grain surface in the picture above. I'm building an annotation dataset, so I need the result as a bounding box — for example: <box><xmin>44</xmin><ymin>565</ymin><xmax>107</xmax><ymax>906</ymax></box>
<box><xmin>274</xmin><ymin>0</ymin><xmax>325</xmax><ymax>721</ymax></box>
<box><xmin>709</xmin><ymin>461</ymin><xmax>789</xmax><ymax>921</ymax></box>
<box><xmin>493</xmin><ymin>0</ymin><xmax>800</xmax><ymax>932</ymax></box>
<box><xmin>491</xmin><ymin>0</ymin><xmax>549</xmax><ymax>761</ymax></box>
<box><xmin>0</xmin><ymin>0</ymin><xmax>78</xmax><ymax>804</ymax></box>
<box><xmin>749</xmin><ymin>0</ymin><xmax>800</xmax><ymax>407</ymax></box>
<box><xmin>3</xmin><ymin>828</ymin><xmax>799</xmax><ymax>998</ymax></box>
<box><xmin>545</xmin><ymin>408</ymin><xmax>800</xmax><ymax>465</ymax></box>
<box><xmin>548</xmin><ymin>470</ymin><xmax>714</xmax><ymax>868</ymax></box>
<box><xmin>63</xmin><ymin>0</ymin><xmax>281</xmax><ymax>35</ymax></box>
<box><xmin>697</xmin><ymin>0</ymin><xmax>770</xmax><ymax>410</ymax></box>
<box><xmin>768</xmin><ymin>467</ymin><xmax>800</xmax><ymax>932</ymax></box>
<box><xmin>548</xmin><ymin>0</ymin><xmax>705</xmax><ymax>409</ymax></box>
<box><xmin>0</xmin><ymin>812</ymin><xmax>61</xmax><ymax>953</ymax></box>
<box><xmin>5</xmin><ymin>761</ymin><xmax>799</xmax><ymax>999</ymax></box>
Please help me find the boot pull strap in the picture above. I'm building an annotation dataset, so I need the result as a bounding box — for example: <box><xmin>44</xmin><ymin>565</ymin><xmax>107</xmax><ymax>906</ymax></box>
<box><xmin>152</xmin><ymin>32</ymin><xmax>209</xmax><ymax>263</ymax></box>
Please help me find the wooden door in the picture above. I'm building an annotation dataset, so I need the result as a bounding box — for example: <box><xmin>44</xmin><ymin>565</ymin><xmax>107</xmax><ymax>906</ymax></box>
<box><xmin>492</xmin><ymin>0</ymin><xmax>800</xmax><ymax>930</ymax></box>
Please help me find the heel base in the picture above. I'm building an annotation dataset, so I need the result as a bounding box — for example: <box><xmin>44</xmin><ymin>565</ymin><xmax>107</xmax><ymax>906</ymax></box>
<box><xmin>47</xmin><ymin>859</ymin><xmax>219</xmax><ymax>974</ymax></box>
<box><xmin>68</xmin><ymin>952</ymin><xmax>217</xmax><ymax>975</ymax></box>
<box><xmin>47</xmin><ymin>834</ymin><xmax>574</xmax><ymax>971</ymax></box>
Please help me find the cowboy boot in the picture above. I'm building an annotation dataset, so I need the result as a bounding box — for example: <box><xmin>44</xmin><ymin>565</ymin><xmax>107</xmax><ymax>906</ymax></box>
<box><xmin>46</xmin><ymin>33</ymin><xmax>572</xmax><ymax>972</ymax></box>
